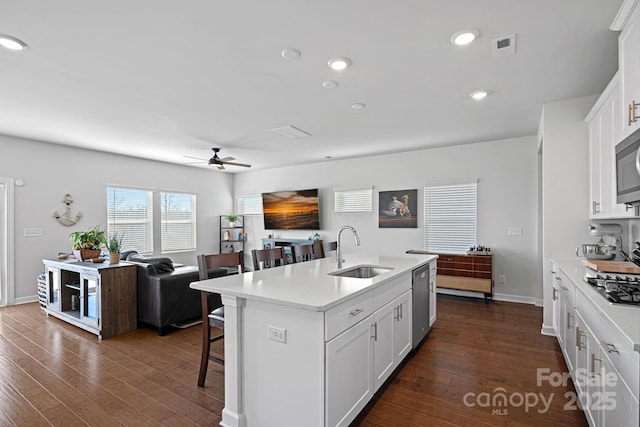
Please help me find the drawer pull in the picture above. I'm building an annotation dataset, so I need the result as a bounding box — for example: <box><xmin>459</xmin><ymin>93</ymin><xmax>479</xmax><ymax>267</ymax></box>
<box><xmin>602</xmin><ymin>341</ymin><xmax>619</xmax><ymax>354</ymax></box>
<box><xmin>350</xmin><ymin>308</ymin><xmax>364</xmax><ymax>317</ymax></box>
<box><xmin>566</xmin><ymin>312</ymin><xmax>573</xmax><ymax>329</ymax></box>
<box><xmin>591</xmin><ymin>352</ymin><xmax>601</xmax><ymax>374</ymax></box>
<box><xmin>372</xmin><ymin>322</ymin><xmax>378</xmax><ymax>341</ymax></box>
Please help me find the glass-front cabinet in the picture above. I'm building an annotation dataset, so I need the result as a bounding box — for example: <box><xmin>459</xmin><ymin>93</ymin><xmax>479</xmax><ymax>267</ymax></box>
<box><xmin>43</xmin><ymin>259</ymin><xmax>136</xmax><ymax>339</ymax></box>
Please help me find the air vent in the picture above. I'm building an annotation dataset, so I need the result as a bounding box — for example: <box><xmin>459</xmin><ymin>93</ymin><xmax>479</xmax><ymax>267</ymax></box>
<box><xmin>493</xmin><ymin>34</ymin><xmax>516</xmax><ymax>58</ymax></box>
<box><xmin>268</xmin><ymin>125</ymin><xmax>311</xmax><ymax>138</ymax></box>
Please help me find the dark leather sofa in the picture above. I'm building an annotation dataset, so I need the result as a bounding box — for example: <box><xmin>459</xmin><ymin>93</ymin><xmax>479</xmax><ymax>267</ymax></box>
<box><xmin>125</xmin><ymin>253</ymin><xmax>231</xmax><ymax>335</ymax></box>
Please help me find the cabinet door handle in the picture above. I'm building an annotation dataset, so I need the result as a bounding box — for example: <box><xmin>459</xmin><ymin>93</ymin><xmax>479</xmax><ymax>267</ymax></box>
<box><xmin>566</xmin><ymin>312</ymin><xmax>573</xmax><ymax>329</ymax></box>
<box><xmin>350</xmin><ymin>308</ymin><xmax>364</xmax><ymax>317</ymax></box>
<box><xmin>592</xmin><ymin>201</ymin><xmax>600</xmax><ymax>215</ymax></box>
<box><xmin>399</xmin><ymin>303</ymin><xmax>403</xmax><ymax>320</ymax></box>
<box><xmin>552</xmin><ymin>287</ymin><xmax>557</xmax><ymax>301</ymax></box>
<box><xmin>629</xmin><ymin>100</ymin><xmax>640</xmax><ymax>125</ymax></box>
<box><xmin>590</xmin><ymin>352</ymin><xmax>601</xmax><ymax>375</ymax></box>
<box><xmin>394</xmin><ymin>306</ymin><xmax>399</xmax><ymax>321</ymax></box>
<box><xmin>601</xmin><ymin>340</ymin><xmax>619</xmax><ymax>354</ymax></box>
<box><xmin>576</xmin><ymin>327</ymin><xmax>586</xmax><ymax>350</ymax></box>
<box><xmin>371</xmin><ymin>322</ymin><xmax>378</xmax><ymax>341</ymax></box>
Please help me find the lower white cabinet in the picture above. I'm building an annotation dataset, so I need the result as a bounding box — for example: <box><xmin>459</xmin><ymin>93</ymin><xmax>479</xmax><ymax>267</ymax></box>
<box><xmin>326</xmin><ymin>318</ymin><xmax>374</xmax><ymax>427</ymax></box>
<box><xmin>429</xmin><ymin>261</ymin><xmax>437</xmax><ymax>327</ymax></box>
<box><xmin>326</xmin><ymin>281</ymin><xmax>412</xmax><ymax>427</ymax></box>
<box><xmin>553</xmin><ymin>263</ymin><xmax>639</xmax><ymax>427</ymax></box>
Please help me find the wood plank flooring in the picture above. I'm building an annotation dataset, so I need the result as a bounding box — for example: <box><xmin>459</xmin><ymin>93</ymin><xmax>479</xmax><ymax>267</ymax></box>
<box><xmin>0</xmin><ymin>296</ymin><xmax>587</xmax><ymax>426</ymax></box>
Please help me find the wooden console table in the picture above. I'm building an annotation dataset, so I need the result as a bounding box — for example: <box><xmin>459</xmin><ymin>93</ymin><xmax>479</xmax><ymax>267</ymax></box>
<box><xmin>435</xmin><ymin>253</ymin><xmax>494</xmax><ymax>300</ymax></box>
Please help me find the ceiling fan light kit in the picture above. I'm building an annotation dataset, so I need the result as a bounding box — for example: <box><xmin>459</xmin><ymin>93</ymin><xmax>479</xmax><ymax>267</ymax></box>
<box><xmin>0</xmin><ymin>34</ymin><xmax>28</xmax><ymax>51</ymax></box>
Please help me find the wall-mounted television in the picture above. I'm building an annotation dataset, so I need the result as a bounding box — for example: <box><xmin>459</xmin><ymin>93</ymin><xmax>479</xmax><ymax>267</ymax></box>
<box><xmin>262</xmin><ymin>189</ymin><xmax>320</xmax><ymax>230</ymax></box>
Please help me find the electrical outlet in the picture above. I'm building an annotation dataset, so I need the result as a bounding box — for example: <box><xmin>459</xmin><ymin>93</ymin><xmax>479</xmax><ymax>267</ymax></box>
<box><xmin>268</xmin><ymin>325</ymin><xmax>286</xmax><ymax>343</ymax></box>
<box><xmin>498</xmin><ymin>274</ymin><xmax>506</xmax><ymax>284</ymax></box>
<box><xmin>508</xmin><ymin>226</ymin><xmax>522</xmax><ymax>236</ymax></box>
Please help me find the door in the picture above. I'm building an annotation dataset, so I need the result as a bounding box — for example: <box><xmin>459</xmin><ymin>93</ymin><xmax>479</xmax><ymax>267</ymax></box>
<box><xmin>325</xmin><ymin>318</ymin><xmax>374</xmax><ymax>427</ymax></box>
<box><xmin>393</xmin><ymin>291</ymin><xmax>412</xmax><ymax>362</ymax></box>
<box><xmin>80</xmin><ymin>273</ymin><xmax>100</xmax><ymax>328</ymax></box>
<box><xmin>372</xmin><ymin>301</ymin><xmax>395</xmax><ymax>391</ymax></box>
<box><xmin>411</xmin><ymin>264</ymin><xmax>430</xmax><ymax>347</ymax></box>
<box><xmin>0</xmin><ymin>177</ymin><xmax>15</xmax><ymax>307</ymax></box>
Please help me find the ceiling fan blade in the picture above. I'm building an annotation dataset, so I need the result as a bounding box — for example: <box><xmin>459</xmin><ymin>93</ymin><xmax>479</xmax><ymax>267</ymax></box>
<box><xmin>183</xmin><ymin>155</ymin><xmax>208</xmax><ymax>161</ymax></box>
<box><xmin>222</xmin><ymin>161</ymin><xmax>251</xmax><ymax>168</ymax></box>
<box><xmin>219</xmin><ymin>156</ymin><xmax>235</xmax><ymax>162</ymax></box>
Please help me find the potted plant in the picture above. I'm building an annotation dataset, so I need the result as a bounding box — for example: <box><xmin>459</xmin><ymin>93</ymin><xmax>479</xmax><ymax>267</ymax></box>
<box><xmin>105</xmin><ymin>232</ymin><xmax>124</xmax><ymax>264</ymax></box>
<box><xmin>226</xmin><ymin>214</ymin><xmax>239</xmax><ymax>227</ymax></box>
<box><xmin>69</xmin><ymin>225</ymin><xmax>107</xmax><ymax>261</ymax></box>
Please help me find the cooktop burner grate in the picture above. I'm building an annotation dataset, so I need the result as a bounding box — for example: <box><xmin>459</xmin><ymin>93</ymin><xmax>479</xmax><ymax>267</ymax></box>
<box><xmin>584</xmin><ymin>272</ymin><xmax>640</xmax><ymax>306</ymax></box>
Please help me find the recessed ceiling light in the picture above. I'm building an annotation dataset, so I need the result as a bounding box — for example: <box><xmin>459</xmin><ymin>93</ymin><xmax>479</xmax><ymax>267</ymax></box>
<box><xmin>351</xmin><ymin>103</ymin><xmax>366</xmax><ymax>110</ymax></box>
<box><xmin>0</xmin><ymin>35</ymin><xmax>28</xmax><ymax>51</ymax></box>
<box><xmin>281</xmin><ymin>48</ymin><xmax>301</xmax><ymax>60</ymax></box>
<box><xmin>470</xmin><ymin>90</ymin><xmax>489</xmax><ymax>100</ymax></box>
<box><xmin>328</xmin><ymin>58</ymin><xmax>351</xmax><ymax>71</ymax></box>
<box><xmin>322</xmin><ymin>80</ymin><xmax>339</xmax><ymax>89</ymax></box>
<box><xmin>451</xmin><ymin>30</ymin><xmax>479</xmax><ymax>46</ymax></box>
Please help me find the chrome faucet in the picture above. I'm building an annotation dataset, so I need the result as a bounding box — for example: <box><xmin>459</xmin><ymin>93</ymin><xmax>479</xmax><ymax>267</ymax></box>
<box><xmin>337</xmin><ymin>225</ymin><xmax>360</xmax><ymax>269</ymax></box>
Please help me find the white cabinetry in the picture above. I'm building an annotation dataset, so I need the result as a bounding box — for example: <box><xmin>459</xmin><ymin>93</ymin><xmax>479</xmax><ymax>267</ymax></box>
<box><xmin>429</xmin><ymin>260</ymin><xmax>437</xmax><ymax>327</ymax></box>
<box><xmin>574</xmin><ymin>289</ymin><xmax>639</xmax><ymax>426</ymax></box>
<box><xmin>325</xmin><ymin>273</ymin><xmax>412</xmax><ymax>427</ymax></box>
<box><xmin>619</xmin><ymin>3</ymin><xmax>640</xmax><ymax>139</ymax></box>
<box><xmin>587</xmin><ymin>73</ymin><xmax>633</xmax><ymax>218</ymax></box>
<box><xmin>552</xmin><ymin>268</ymin><xmax>577</xmax><ymax>372</ymax></box>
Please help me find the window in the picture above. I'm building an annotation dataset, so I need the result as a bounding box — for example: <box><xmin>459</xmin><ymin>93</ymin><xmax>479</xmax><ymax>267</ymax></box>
<box><xmin>423</xmin><ymin>180</ymin><xmax>477</xmax><ymax>254</ymax></box>
<box><xmin>161</xmin><ymin>192</ymin><xmax>196</xmax><ymax>252</ymax></box>
<box><xmin>236</xmin><ymin>194</ymin><xmax>262</xmax><ymax>215</ymax></box>
<box><xmin>334</xmin><ymin>187</ymin><xmax>373</xmax><ymax>213</ymax></box>
<box><xmin>107</xmin><ymin>187</ymin><xmax>153</xmax><ymax>254</ymax></box>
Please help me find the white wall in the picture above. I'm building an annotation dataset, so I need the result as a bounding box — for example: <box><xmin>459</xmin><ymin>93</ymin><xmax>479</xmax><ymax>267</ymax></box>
<box><xmin>0</xmin><ymin>135</ymin><xmax>233</xmax><ymax>303</ymax></box>
<box><xmin>539</xmin><ymin>95</ymin><xmax>596</xmax><ymax>333</ymax></box>
<box><xmin>234</xmin><ymin>136</ymin><xmax>540</xmax><ymax>301</ymax></box>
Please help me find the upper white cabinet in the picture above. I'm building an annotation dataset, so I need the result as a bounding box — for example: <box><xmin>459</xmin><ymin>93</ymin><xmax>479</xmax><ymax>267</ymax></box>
<box><xmin>619</xmin><ymin>2</ymin><xmax>640</xmax><ymax>139</ymax></box>
<box><xmin>587</xmin><ymin>73</ymin><xmax>635</xmax><ymax>218</ymax></box>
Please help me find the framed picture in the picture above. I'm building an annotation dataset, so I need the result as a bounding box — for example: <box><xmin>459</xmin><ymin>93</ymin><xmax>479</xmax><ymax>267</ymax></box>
<box><xmin>379</xmin><ymin>189</ymin><xmax>417</xmax><ymax>228</ymax></box>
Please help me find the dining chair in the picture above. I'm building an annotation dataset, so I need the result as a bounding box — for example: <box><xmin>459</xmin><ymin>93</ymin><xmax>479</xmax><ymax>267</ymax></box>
<box><xmin>291</xmin><ymin>244</ymin><xmax>315</xmax><ymax>263</ymax></box>
<box><xmin>252</xmin><ymin>247</ymin><xmax>289</xmax><ymax>270</ymax></box>
<box><xmin>196</xmin><ymin>251</ymin><xmax>245</xmax><ymax>387</ymax></box>
<box><xmin>313</xmin><ymin>240</ymin><xmax>337</xmax><ymax>258</ymax></box>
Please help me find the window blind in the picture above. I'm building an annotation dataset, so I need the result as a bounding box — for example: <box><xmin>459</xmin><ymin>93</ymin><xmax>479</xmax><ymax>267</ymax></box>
<box><xmin>423</xmin><ymin>181</ymin><xmax>477</xmax><ymax>254</ymax></box>
<box><xmin>334</xmin><ymin>187</ymin><xmax>373</xmax><ymax>213</ymax></box>
<box><xmin>107</xmin><ymin>187</ymin><xmax>153</xmax><ymax>254</ymax></box>
<box><xmin>161</xmin><ymin>192</ymin><xmax>196</xmax><ymax>252</ymax></box>
<box><xmin>236</xmin><ymin>194</ymin><xmax>262</xmax><ymax>215</ymax></box>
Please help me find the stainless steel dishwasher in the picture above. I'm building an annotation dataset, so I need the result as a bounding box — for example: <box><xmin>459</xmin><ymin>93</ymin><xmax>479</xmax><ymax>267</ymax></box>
<box><xmin>412</xmin><ymin>263</ymin><xmax>431</xmax><ymax>348</ymax></box>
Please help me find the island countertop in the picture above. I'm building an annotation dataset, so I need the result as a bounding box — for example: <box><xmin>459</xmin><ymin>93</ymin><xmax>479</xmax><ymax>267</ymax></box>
<box><xmin>190</xmin><ymin>252</ymin><xmax>437</xmax><ymax>312</ymax></box>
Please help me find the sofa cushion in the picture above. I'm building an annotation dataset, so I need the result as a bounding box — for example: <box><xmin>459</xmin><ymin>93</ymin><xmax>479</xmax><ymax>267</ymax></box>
<box><xmin>127</xmin><ymin>254</ymin><xmax>175</xmax><ymax>274</ymax></box>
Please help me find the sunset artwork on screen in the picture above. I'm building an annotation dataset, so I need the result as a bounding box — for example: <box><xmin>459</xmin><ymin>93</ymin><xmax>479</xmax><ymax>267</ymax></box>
<box><xmin>262</xmin><ymin>189</ymin><xmax>320</xmax><ymax>230</ymax></box>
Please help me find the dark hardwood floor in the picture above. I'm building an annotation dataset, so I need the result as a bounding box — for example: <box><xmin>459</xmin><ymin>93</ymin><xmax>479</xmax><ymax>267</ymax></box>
<box><xmin>0</xmin><ymin>296</ymin><xmax>587</xmax><ymax>426</ymax></box>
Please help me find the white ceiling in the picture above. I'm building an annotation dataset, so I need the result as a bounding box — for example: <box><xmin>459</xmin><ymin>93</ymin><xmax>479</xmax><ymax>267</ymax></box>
<box><xmin>0</xmin><ymin>0</ymin><xmax>623</xmax><ymax>172</ymax></box>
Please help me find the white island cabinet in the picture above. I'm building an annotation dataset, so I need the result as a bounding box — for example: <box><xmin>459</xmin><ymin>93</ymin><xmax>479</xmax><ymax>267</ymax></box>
<box><xmin>191</xmin><ymin>253</ymin><xmax>437</xmax><ymax>427</ymax></box>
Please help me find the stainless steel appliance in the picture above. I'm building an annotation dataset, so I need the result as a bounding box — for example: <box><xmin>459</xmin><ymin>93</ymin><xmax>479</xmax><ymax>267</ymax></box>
<box><xmin>412</xmin><ymin>264</ymin><xmax>431</xmax><ymax>348</ymax></box>
<box><xmin>615</xmin><ymin>127</ymin><xmax>640</xmax><ymax>207</ymax></box>
<box><xmin>583</xmin><ymin>269</ymin><xmax>640</xmax><ymax>307</ymax></box>
<box><xmin>576</xmin><ymin>223</ymin><xmax>629</xmax><ymax>261</ymax></box>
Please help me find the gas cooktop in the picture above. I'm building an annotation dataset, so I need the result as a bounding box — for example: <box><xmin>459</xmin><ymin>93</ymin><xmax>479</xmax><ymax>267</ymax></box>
<box><xmin>583</xmin><ymin>270</ymin><xmax>640</xmax><ymax>307</ymax></box>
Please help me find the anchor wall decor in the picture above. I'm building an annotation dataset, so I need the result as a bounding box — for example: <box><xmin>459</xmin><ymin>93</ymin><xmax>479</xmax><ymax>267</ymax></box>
<box><xmin>53</xmin><ymin>193</ymin><xmax>83</xmax><ymax>226</ymax></box>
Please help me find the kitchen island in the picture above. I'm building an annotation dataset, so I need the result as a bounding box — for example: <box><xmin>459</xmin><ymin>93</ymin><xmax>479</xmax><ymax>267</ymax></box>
<box><xmin>190</xmin><ymin>252</ymin><xmax>437</xmax><ymax>427</ymax></box>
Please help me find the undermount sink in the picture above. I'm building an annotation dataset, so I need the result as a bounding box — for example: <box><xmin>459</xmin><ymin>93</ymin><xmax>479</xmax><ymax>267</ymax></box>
<box><xmin>328</xmin><ymin>264</ymin><xmax>395</xmax><ymax>279</ymax></box>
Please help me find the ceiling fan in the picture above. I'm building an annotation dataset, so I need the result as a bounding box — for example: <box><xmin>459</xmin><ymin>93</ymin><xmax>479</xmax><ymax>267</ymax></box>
<box><xmin>184</xmin><ymin>148</ymin><xmax>252</xmax><ymax>170</ymax></box>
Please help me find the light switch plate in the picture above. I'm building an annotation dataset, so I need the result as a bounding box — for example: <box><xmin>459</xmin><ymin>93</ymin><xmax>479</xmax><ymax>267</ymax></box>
<box><xmin>24</xmin><ymin>228</ymin><xmax>43</xmax><ymax>237</ymax></box>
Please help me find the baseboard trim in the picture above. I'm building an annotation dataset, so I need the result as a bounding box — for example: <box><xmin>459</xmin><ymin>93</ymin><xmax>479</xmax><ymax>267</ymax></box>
<box><xmin>541</xmin><ymin>324</ymin><xmax>556</xmax><ymax>337</ymax></box>
<box><xmin>436</xmin><ymin>289</ymin><xmax>540</xmax><ymax>305</ymax></box>
<box><xmin>15</xmin><ymin>295</ymin><xmax>38</xmax><ymax>305</ymax></box>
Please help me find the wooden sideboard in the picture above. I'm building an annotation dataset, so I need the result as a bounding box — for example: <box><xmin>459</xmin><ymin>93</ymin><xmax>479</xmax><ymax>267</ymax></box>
<box><xmin>435</xmin><ymin>253</ymin><xmax>494</xmax><ymax>300</ymax></box>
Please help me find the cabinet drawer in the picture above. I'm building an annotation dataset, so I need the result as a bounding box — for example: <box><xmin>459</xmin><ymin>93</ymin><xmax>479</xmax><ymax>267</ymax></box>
<box><xmin>325</xmin><ymin>291</ymin><xmax>373</xmax><ymax>341</ymax></box>
<box><xmin>373</xmin><ymin>272</ymin><xmax>411</xmax><ymax>311</ymax></box>
<box><xmin>437</xmin><ymin>275</ymin><xmax>491</xmax><ymax>293</ymax></box>
<box><xmin>575</xmin><ymin>290</ymin><xmax>639</xmax><ymax>399</ymax></box>
<box><xmin>473</xmin><ymin>256</ymin><xmax>492</xmax><ymax>265</ymax></box>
